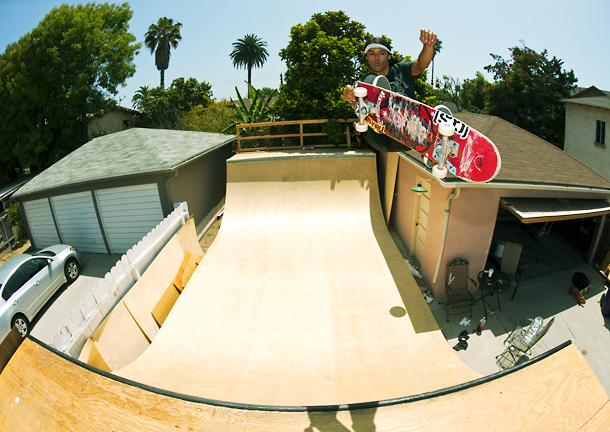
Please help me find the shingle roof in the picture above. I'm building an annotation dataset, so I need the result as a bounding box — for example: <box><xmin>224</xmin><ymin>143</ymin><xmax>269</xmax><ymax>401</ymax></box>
<box><xmin>453</xmin><ymin>112</ymin><xmax>610</xmax><ymax>190</ymax></box>
<box><xmin>16</xmin><ymin>128</ymin><xmax>235</xmax><ymax>196</ymax></box>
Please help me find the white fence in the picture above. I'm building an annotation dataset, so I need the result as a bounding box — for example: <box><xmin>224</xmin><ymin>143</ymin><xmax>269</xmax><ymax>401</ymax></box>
<box><xmin>51</xmin><ymin>202</ymin><xmax>190</xmax><ymax>358</ymax></box>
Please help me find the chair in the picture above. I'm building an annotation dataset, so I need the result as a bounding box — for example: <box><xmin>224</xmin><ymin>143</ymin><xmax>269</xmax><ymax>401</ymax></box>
<box><xmin>440</xmin><ymin>257</ymin><xmax>477</xmax><ymax>322</ymax></box>
<box><xmin>496</xmin><ymin>317</ymin><xmax>555</xmax><ymax>369</ymax></box>
<box><xmin>501</xmin><ymin>241</ymin><xmax>522</xmax><ymax>300</ymax></box>
<box><xmin>495</xmin><ymin>345</ymin><xmax>527</xmax><ymax>370</ymax></box>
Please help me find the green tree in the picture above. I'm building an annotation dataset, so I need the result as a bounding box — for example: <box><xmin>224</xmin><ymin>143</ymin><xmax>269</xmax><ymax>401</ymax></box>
<box><xmin>461</xmin><ymin>72</ymin><xmax>490</xmax><ymax>113</ymax></box>
<box><xmin>435</xmin><ymin>75</ymin><xmax>463</xmax><ymax>111</ymax></box>
<box><xmin>230</xmin><ymin>34</ymin><xmax>269</xmax><ymax>87</ymax></box>
<box><xmin>0</xmin><ymin>3</ymin><xmax>140</xmax><ymax>181</ymax></box>
<box><xmin>132</xmin><ymin>85</ymin><xmax>151</xmax><ymax>110</ymax></box>
<box><xmin>273</xmin><ymin>11</ymin><xmax>371</xmax><ymax>121</ymax></box>
<box><xmin>144</xmin><ymin>17</ymin><xmax>182</xmax><ymax>87</ymax></box>
<box><xmin>484</xmin><ymin>45</ymin><xmax>577</xmax><ymax>147</ymax></box>
<box><xmin>135</xmin><ymin>77</ymin><xmax>213</xmax><ymax>129</ymax></box>
<box><xmin>435</xmin><ymin>72</ymin><xmax>490</xmax><ymax>114</ymax></box>
<box><xmin>179</xmin><ymin>100</ymin><xmax>234</xmax><ymax>133</ymax></box>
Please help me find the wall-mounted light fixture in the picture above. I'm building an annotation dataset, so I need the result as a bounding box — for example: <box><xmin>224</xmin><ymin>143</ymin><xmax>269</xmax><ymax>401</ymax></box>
<box><xmin>411</xmin><ymin>179</ymin><xmax>431</xmax><ymax>194</ymax></box>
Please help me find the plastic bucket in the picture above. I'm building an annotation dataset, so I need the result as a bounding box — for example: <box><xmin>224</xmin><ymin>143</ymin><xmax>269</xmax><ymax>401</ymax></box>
<box><xmin>494</xmin><ymin>241</ymin><xmax>506</xmax><ymax>258</ymax></box>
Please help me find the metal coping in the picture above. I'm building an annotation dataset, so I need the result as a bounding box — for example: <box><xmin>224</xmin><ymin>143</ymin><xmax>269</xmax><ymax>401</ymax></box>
<box><xmin>27</xmin><ymin>336</ymin><xmax>572</xmax><ymax>413</ymax></box>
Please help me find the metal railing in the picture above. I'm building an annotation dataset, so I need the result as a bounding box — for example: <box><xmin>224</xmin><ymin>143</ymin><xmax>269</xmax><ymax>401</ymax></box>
<box><xmin>236</xmin><ymin>119</ymin><xmax>358</xmax><ymax>152</ymax></box>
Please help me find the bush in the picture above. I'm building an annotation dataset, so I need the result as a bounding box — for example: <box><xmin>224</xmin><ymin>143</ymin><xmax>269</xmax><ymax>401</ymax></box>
<box><xmin>7</xmin><ymin>202</ymin><xmax>22</xmax><ymax>227</ymax></box>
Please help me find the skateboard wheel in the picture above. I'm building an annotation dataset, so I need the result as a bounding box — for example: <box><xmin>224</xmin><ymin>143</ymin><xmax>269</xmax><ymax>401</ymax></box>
<box><xmin>354</xmin><ymin>87</ymin><xmax>367</xmax><ymax>98</ymax></box>
<box><xmin>438</xmin><ymin>121</ymin><xmax>455</xmax><ymax>137</ymax></box>
<box><xmin>432</xmin><ymin>164</ymin><xmax>448</xmax><ymax>179</ymax></box>
<box><xmin>355</xmin><ymin>122</ymin><xmax>368</xmax><ymax>132</ymax></box>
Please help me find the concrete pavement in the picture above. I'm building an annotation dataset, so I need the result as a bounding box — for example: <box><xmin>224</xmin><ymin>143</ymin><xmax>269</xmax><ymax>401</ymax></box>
<box><xmin>30</xmin><ymin>252</ymin><xmax>122</xmax><ymax>343</ymax></box>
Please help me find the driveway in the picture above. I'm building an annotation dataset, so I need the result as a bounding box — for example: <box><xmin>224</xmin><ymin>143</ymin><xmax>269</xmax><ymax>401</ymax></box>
<box><xmin>29</xmin><ymin>252</ymin><xmax>122</xmax><ymax>344</ymax></box>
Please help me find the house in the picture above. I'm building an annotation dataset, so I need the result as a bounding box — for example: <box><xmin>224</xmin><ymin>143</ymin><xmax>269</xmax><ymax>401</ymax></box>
<box><xmin>563</xmin><ymin>86</ymin><xmax>610</xmax><ymax>180</ymax></box>
<box><xmin>384</xmin><ymin>112</ymin><xmax>610</xmax><ymax>298</ymax></box>
<box><xmin>14</xmin><ymin>128</ymin><xmax>235</xmax><ymax>255</ymax></box>
<box><xmin>87</xmin><ymin>106</ymin><xmax>139</xmax><ymax>139</ymax></box>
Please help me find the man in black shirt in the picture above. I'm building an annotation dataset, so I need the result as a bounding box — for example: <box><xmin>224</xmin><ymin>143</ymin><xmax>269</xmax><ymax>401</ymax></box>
<box><xmin>343</xmin><ymin>30</ymin><xmax>437</xmax><ymax>151</ymax></box>
<box><xmin>343</xmin><ymin>29</ymin><xmax>437</xmax><ymax>102</ymax></box>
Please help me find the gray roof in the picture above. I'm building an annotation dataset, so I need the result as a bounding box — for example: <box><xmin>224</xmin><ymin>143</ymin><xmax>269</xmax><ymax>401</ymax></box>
<box><xmin>17</xmin><ymin>128</ymin><xmax>235</xmax><ymax>196</ymax></box>
<box><xmin>454</xmin><ymin>113</ymin><xmax>610</xmax><ymax>190</ymax></box>
<box><xmin>561</xmin><ymin>96</ymin><xmax>610</xmax><ymax>110</ymax></box>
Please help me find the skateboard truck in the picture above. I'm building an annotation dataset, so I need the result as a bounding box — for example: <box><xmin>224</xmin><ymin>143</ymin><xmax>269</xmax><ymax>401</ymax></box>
<box><xmin>433</xmin><ymin>120</ymin><xmax>457</xmax><ymax>179</ymax></box>
<box><xmin>353</xmin><ymin>86</ymin><xmax>375</xmax><ymax>132</ymax></box>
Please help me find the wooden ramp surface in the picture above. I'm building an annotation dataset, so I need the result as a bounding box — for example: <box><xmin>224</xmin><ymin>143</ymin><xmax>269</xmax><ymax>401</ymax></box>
<box><xmin>114</xmin><ymin>150</ymin><xmax>480</xmax><ymax>406</ymax></box>
<box><xmin>1</xmin><ymin>338</ymin><xmax>608</xmax><ymax>431</ymax></box>
<box><xmin>1</xmin><ymin>150</ymin><xmax>609</xmax><ymax>430</ymax></box>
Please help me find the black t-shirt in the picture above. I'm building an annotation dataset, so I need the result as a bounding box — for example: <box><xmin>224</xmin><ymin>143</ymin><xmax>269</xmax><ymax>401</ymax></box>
<box><xmin>361</xmin><ymin>62</ymin><xmax>417</xmax><ymax>99</ymax></box>
<box><xmin>358</xmin><ymin>62</ymin><xmax>419</xmax><ymax>152</ymax></box>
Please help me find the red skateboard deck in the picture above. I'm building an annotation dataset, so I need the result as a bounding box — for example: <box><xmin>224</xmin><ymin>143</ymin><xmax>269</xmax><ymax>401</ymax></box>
<box><xmin>354</xmin><ymin>81</ymin><xmax>501</xmax><ymax>183</ymax></box>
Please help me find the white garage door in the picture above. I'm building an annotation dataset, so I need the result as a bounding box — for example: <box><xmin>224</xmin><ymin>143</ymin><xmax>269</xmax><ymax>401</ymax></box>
<box><xmin>51</xmin><ymin>192</ymin><xmax>107</xmax><ymax>254</ymax></box>
<box><xmin>96</xmin><ymin>184</ymin><xmax>164</xmax><ymax>254</ymax></box>
<box><xmin>23</xmin><ymin>198</ymin><xmax>60</xmax><ymax>249</ymax></box>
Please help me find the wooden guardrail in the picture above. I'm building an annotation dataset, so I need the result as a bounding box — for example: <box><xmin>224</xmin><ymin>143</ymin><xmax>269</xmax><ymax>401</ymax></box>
<box><xmin>236</xmin><ymin>119</ymin><xmax>358</xmax><ymax>152</ymax></box>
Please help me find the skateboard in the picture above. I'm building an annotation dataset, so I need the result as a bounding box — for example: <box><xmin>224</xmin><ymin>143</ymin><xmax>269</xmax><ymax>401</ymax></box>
<box><xmin>353</xmin><ymin>80</ymin><xmax>501</xmax><ymax>182</ymax></box>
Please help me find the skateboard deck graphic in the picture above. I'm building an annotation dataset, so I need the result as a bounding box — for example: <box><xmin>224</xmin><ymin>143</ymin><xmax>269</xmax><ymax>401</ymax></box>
<box><xmin>354</xmin><ymin>81</ymin><xmax>501</xmax><ymax>182</ymax></box>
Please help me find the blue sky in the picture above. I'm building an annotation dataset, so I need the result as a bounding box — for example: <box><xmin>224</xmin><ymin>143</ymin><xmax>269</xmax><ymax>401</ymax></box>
<box><xmin>1</xmin><ymin>0</ymin><xmax>608</xmax><ymax>107</ymax></box>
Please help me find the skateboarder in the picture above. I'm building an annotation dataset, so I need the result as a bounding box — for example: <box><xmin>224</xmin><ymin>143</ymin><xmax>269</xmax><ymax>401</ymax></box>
<box><xmin>343</xmin><ymin>30</ymin><xmax>437</xmax><ymax>152</ymax></box>
<box><xmin>343</xmin><ymin>29</ymin><xmax>437</xmax><ymax>104</ymax></box>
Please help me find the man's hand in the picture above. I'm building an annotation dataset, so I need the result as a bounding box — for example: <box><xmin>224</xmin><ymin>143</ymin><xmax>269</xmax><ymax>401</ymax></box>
<box><xmin>412</xmin><ymin>29</ymin><xmax>437</xmax><ymax>76</ymax></box>
<box><xmin>419</xmin><ymin>28</ymin><xmax>437</xmax><ymax>47</ymax></box>
<box><xmin>343</xmin><ymin>85</ymin><xmax>357</xmax><ymax>105</ymax></box>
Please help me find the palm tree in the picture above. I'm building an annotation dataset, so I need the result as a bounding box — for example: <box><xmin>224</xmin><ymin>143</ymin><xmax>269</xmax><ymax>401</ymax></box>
<box><xmin>144</xmin><ymin>17</ymin><xmax>182</xmax><ymax>87</ymax></box>
<box><xmin>431</xmin><ymin>39</ymin><xmax>443</xmax><ymax>87</ymax></box>
<box><xmin>131</xmin><ymin>86</ymin><xmax>150</xmax><ymax>110</ymax></box>
<box><xmin>229</xmin><ymin>34</ymin><xmax>269</xmax><ymax>87</ymax></box>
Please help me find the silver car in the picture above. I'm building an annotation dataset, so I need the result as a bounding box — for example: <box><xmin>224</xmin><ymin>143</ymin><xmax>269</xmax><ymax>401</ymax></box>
<box><xmin>0</xmin><ymin>245</ymin><xmax>82</xmax><ymax>341</ymax></box>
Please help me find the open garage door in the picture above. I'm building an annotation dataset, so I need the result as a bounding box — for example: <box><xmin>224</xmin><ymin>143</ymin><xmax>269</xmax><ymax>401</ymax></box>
<box><xmin>51</xmin><ymin>192</ymin><xmax>107</xmax><ymax>254</ymax></box>
<box><xmin>96</xmin><ymin>184</ymin><xmax>164</xmax><ymax>254</ymax></box>
<box><xmin>22</xmin><ymin>198</ymin><xmax>60</xmax><ymax>249</ymax></box>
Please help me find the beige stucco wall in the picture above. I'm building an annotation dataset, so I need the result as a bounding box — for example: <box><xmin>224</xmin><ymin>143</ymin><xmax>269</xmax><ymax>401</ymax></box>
<box><xmin>564</xmin><ymin>104</ymin><xmax>610</xmax><ymax>180</ymax></box>
<box><xmin>88</xmin><ymin>110</ymin><xmax>135</xmax><ymax>138</ymax></box>
<box><xmin>391</xmin><ymin>157</ymin><xmax>500</xmax><ymax>298</ymax></box>
<box><xmin>389</xmin><ymin>154</ymin><xmax>610</xmax><ymax>299</ymax></box>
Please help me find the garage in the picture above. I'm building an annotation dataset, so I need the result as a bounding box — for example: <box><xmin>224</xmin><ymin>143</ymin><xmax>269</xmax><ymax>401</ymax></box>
<box><xmin>96</xmin><ymin>184</ymin><xmax>164</xmax><ymax>254</ymax></box>
<box><xmin>51</xmin><ymin>192</ymin><xmax>106</xmax><ymax>254</ymax></box>
<box><xmin>22</xmin><ymin>198</ymin><xmax>60</xmax><ymax>249</ymax></box>
<box><xmin>15</xmin><ymin>128</ymin><xmax>235</xmax><ymax>255</ymax></box>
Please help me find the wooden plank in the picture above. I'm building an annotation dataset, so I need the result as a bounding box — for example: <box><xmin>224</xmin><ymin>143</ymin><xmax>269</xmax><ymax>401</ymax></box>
<box><xmin>77</xmin><ymin>338</ymin><xmax>111</xmax><ymax>372</ymax></box>
<box><xmin>173</xmin><ymin>250</ymin><xmax>192</xmax><ymax>291</ymax></box>
<box><xmin>0</xmin><ymin>339</ymin><xmax>608</xmax><ymax>431</ymax></box>
<box><xmin>151</xmin><ymin>284</ymin><xmax>181</xmax><ymax>328</ymax></box>
<box><xmin>92</xmin><ymin>301</ymin><xmax>150</xmax><ymax>371</ymax></box>
<box><xmin>181</xmin><ymin>252</ymin><xmax>202</xmax><ymax>289</ymax></box>
<box><xmin>0</xmin><ymin>327</ymin><xmax>22</xmax><ymax>373</ymax></box>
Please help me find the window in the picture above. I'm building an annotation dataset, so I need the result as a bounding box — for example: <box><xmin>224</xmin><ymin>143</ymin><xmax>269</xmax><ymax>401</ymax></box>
<box><xmin>2</xmin><ymin>269</ymin><xmax>28</xmax><ymax>301</ymax></box>
<box><xmin>20</xmin><ymin>258</ymin><xmax>48</xmax><ymax>281</ymax></box>
<box><xmin>596</xmin><ymin>120</ymin><xmax>606</xmax><ymax>146</ymax></box>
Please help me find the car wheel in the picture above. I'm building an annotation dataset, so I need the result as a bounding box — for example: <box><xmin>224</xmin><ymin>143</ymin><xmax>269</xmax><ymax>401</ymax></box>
<box><xmin>12</xmin><ymin>315</ymin><xmax>30</xmax><ymax>338</ymax></box>
<box><xmin>65</xmin><ymin>258</ymin><xmax>80</xmax><ymax>283</ymax></box>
